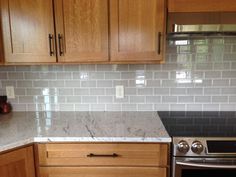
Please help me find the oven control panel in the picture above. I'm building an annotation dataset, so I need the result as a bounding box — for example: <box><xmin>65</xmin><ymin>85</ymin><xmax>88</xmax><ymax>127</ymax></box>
<box><xmin>173</xmin><ymin>137</ymin><xmax>236</xmax><ymax>157</ymax></box>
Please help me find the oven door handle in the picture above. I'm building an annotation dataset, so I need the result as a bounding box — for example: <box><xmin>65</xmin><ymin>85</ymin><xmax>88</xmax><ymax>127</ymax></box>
<box><xmin>176</xmin><ymin>161</ymin><xmax>236</xmax><ymax>169</ymax></box>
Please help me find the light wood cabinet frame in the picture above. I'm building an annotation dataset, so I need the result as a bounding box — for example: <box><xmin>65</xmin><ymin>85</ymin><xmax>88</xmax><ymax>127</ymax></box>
<box><xmin>110</xmin><ymin>0</ymin><xmax>166</xmax><ymax>63</ymax></box>
<box><xmin>54</xmin><ymin>0</ymin><xmax>110</xmax><ymax>63</ymax></box>
<box><xmin>0</xmin><ymin>0</ymin><xmax>57</xmax><ymax>63</ymax></box>
<box><xmin>0</xmin><ymin>146</ymin><xmax>36</xmax><ymax>177</ymax></box>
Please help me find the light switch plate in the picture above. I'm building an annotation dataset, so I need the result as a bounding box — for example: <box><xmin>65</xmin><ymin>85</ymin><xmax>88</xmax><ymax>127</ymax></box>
<box><xmin>116</xmin><ymin>85</ymin><xmax>124</xmax><ymax>99</ymax></box>
<box><xmin>6</xmin><ymin>86</ymin><xmax>15</xmax><ymax>99</ymax></box>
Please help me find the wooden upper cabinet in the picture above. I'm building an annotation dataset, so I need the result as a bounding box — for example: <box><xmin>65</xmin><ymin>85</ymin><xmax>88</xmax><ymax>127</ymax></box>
<box><xmin>1</xmin><ymin>0</ymin><xmax>56</xmax><ymax>63</ymax></box>
<box><xmin>54</xmin><ymin>0</ymin><xmax>109</xmax><ymax>63</ymax></box>
<box><xmin>110</xmin><ymin>0</ymin><xmax>166</xmax><ymax>63</ymax></box>
<box><xmin>168</xmin><ymin>0</ymin><xmax>236</xmax><ymax>13</ymax></box>
<box><xmin>0</xmin><ymin>0</ymin><xmax>166</xmax><ymax>64</ymax></box>
<box><xmin>0</xmin><ymin>146</ymin><xmax>35</xmax><ymax>177</ymax></box>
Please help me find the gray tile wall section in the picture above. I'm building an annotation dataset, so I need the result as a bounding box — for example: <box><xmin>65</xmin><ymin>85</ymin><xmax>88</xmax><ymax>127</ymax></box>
<box><xmin>0</xmin><ymin>36</ymin><xmax>236</xmax><ymax>111</ymax></box>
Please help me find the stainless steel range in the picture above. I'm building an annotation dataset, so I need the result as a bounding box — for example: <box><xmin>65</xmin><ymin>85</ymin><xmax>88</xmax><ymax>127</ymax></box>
<box><xmin>159</xmin><ymin>111</ymin><xmax>236</xmax><ymax>177</ymax></box>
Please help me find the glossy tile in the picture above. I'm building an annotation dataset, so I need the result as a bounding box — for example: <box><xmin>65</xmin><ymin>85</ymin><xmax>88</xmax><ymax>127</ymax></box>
<box><xmin>0</xmin><ymin>36</ymin><xmax>236</xmax><ymax>111</ymax></box>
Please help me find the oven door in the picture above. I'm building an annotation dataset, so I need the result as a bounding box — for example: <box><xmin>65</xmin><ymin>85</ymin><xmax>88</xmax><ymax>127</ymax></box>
<box><xmin>173</xmin><ymin>157</ymin><xmax>236</xmax><ymax>177</ymax></box>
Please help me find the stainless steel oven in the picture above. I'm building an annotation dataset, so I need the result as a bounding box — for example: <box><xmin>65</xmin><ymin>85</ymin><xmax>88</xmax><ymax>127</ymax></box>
<box><xmin>158</xmin><ymin>111</ymin><xmax>236</xmax><ymax>177</ymax></box>
<box><xmin>172</xmin><ymin>138</ymin><xmax>236</xmax><ymax>177</ymax></box>
<box><xmin>173</xmin><ymin>157</ymin><xmax>236</xmax><ymax>177</ymax></box>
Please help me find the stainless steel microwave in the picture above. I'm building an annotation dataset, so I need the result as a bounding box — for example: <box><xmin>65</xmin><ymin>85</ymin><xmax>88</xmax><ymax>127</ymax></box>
<box><xmin>167</xmin><ymin>12</ymin><xmax>236</xmax><ymax>37</ymax></box>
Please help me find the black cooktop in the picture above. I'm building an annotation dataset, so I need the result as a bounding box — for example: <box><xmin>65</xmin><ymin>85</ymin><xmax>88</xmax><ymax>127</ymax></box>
<box><xmin>158</xmin><ymin>111</ymin><xmax>236</xmax><ymax>137</ymax></box>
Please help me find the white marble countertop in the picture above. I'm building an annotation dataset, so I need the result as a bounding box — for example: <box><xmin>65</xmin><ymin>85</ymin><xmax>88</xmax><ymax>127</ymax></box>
<box><xmin>0</xmin><ymin>112</ymin><xmax>171</xmax><ymax>152</ymax></box>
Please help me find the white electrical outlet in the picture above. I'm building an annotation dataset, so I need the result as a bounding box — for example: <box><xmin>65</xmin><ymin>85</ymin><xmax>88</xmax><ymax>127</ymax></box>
<box><xmin>6</xmin><ymin>86</ymin><xmax>15</xmax><ymax>99</ymax></box>
<box><xmin>116</xmin><ymin>85</ymin><xmax>124</xmax><ymax>99</ymax></box>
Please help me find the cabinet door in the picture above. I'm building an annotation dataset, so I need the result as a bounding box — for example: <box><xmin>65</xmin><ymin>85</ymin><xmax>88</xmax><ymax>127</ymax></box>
<box><xmin>0</xmin><ymin>146</ymin><xmax>35</xmax><ymax>177</ymax></box>
<box><xmin>54</xmin><ymin>0</ymin><xmax>109</xmax><ymax>63</ymax></box>
<box><xmin>40</xmin><ymin>167</ymin><xmax>167</xmax><ymax>177</ymax></box>
<box><xmin>1</xmin><ymin>0</ymin><xmax>56</xmax><ymax>63</ymax></box>
<box><xmin>110</xmin><ymin>0</ymin><xmax>166</xmax><ymax>63</ymax></box>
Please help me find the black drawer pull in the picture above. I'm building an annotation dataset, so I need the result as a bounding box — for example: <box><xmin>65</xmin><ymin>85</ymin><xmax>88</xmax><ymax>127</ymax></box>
<box><xmin>58</xmin><ymin>34</ymin><xmax>64</xmax><ymax>56</ymax></box>
<box><xmin>87</xmin><ymin>153</ymin><xmax>119</xmax><ymax>158</ymax></box>
<box><xmin>157</xmin><ymin>32</ymin><xmax>162</xmax><ymax>55</ymax></box>
<box><xmin>48</xmin><ymin>34</ymin><xmax>54</xmax><ymax>56</ymax></box>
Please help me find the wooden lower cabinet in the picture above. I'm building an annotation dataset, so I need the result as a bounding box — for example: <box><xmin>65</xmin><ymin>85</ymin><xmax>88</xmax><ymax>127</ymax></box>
<box><xmin>0</xmin><ymin>146</ymin><xmax>35</xmax><ymax>177</ymax></box>
<box><xmin>38</xmin><ymin>143</ymin><xmax>168</xmax><ymax>167</ymax></box>
<box><xmin>37</xmin><ymin>143</ymin><xmax>169</xmax><ymax>177</ymax></box>
<box><xmin>40</xmin><ymin>167</ymin><xmax>167</xmax><ymax>177</ymax></box>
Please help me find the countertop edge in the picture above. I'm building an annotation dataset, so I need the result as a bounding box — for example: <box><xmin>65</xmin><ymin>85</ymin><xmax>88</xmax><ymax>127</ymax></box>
<box><xmin>0</xmin><ymin>137</ymin><xmax>171</xmax><ymax>153</ymax></box>
<box><xmin>34</xmin><ymin>137</ymin><xmax>172</xmax><ymax>143</ymax></box>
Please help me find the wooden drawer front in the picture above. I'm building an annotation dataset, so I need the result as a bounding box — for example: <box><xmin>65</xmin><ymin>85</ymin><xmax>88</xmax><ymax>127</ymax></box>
<box><xmin>40</xmin><ymin>167</ymin><xmax>167</xmax><ymax>177</ymax></box>
<box><xmin>38</xmin><ymin>143</ymin><xmax>168</xmax><ymax>167</ymax></box>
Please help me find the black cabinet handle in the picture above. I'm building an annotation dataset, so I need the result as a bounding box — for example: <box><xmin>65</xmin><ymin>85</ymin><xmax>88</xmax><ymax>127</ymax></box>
<box><xmin>48</xmin><ymin>34</ymin><xmax>54</xmax><ymax>56</ymax></box>
<box><xmin>58</xmin><ymin>34</ymin><xmax>64</xmax><ymax>56</ymax></box>
<box><xmin>157</xmin><ymin>32</ymin><xmax>162</xmax><ymax>55</ymax></box>
<box><xmin>87</xmin><ymin>153</ymin><xmax>119</xmax><ymax>158</ymax></box>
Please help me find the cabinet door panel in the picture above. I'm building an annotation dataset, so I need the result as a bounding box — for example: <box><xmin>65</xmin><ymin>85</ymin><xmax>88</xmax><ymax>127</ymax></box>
<box><xmin>110</xmin><ymin>0</ymin><xmax>166</xmax><ymax>62</ymax></box>
<box><xmin>0</xmin><ymin>146</ymin><xmax>35</xmax><ymax>177</ymax></box>
<box><xmin>1</xmin><ymin>0</ymin><xmax>56</xmax><ymax>63</ymax></box>
<box><xmin>55</xmin><ymin>0</ymin><xmax>109</xmax><ymax>62</ymax></box>
<box><xmin>40</xmin><ymin>167</ymin><xmax>167</xmax><ymax>177</ymax></box>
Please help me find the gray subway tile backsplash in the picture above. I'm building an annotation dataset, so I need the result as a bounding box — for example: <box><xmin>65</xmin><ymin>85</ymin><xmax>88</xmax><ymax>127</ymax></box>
<box><xmin>75</xmin><ymin>104</ymin><xmax>89</xmax><ymax>111</ymax></box>
<box><xmin>16</xmin><ymin>81</ymin><xmax>32</xmax><ymax>88</ymax></box>
<box><xmin>58</xmin><ymin>88</ymin><xmax>73</xmax><ymax>96</ymax></box>
<box><xmin>122</xmin><ymin>104</ymin><xmax>137</xmax><ymax>111</ymax></box>
<box><xmin>195</xmin><ymin>96</ymin><xmax>211</xmax><ymax>103</ymax></box>
<box><xmin>106</xmin><ymin>104</ymin><xmax>121</xmax><ymax>111</ymax></box>
<box><xmin>178</xmin><ymin>96</ymin><xmax>194</xmax><ymax>103</ymax></box>
<box><xmin>97</xmin><ymin>96</ymin><xmax>113</xmax><ymax>103</ymax></box>
<box><xmin>33</xmin><ymin>81</ymin><xmax>49</xmax><ymax>88</ymax></box>
<box><xmin>229</xmin><ymin>96</ymin><xmax>236</xmax><ymax>103</ymax></box>
<box><xmin>187</xmin><ymin>88</ymin><xmax>203</xmax><ymax>95</ymax></box>
<box><xmin>204</xmin><ymin>88</ymin><xmax>221</xmax><ymax>95</ymax></box>
<box><xmin>205</xmin><ymin>71</ymin><xmax>221</xmax><ymax>78</ymax></box>
<box><xmin>74</xmin><ymin>88</ymin><xmax>90</xmax><ymax>95</ymax></box>
<box><xmin>146</xmin><ymin>96</ymin><xmax>161</xmax><ymax>103</ymax></box>
<box><xmin>222</xmin><ymin>71</ymin><xmax>236</xmax><ymax>78</ymax></box>
<box><xmin>0</xmin><ymin>36</ymin><xmax>236</xmax><ymax>111</ymax></box>
<box><xmin>66</xmin><ymin>96</ymin><xmax>81</xmax><ymax>103</ymax></box>
<box><xmin>187</xmin><ymin>104</ymin><xmax>203</xmax><ymax>111</ymax></box>
<box><xmin>130</xmin><ymin>96</ymin><xmax>145</xmax><ymax>103</ymax></box>
<box><xmin>137</xmin><ymin>104</ymin><xmax>153</xmax><ymax>111</ymax></box>
<box><xmin>81</xmin><ymin>96</ymin><xmax>97</xmax><ymax>104</ymax></box>
<box><xmin>97</xmin><ymin>80</ymin><xmax>112</xmax><ymax>87</ymax></box>
<box><xmin>212</xmin><ymin>96</ymin><xmax>228</xmax><ymax>103</ymax></box>
<box><xmin>162</xmin><ymin>96</ymin><xmax>178</xmax><ymax>103</ymax></box>
<box><xmin>8</xmin><ymin>72</ymin><xmax>24</xmax><ymax>80</ymax></box>
<box><xmin>90</xmin><ymin>104</ymin><xmax>105</xmax><ymax>111</ymax></box>
<box><xmin>220</xmin><ymin>104</ymin><xmax>236</xmax><ymax>111</ymax></box>
<box><xmin>222</xmin><ymin>88</ymin><xmax>236</xmax><ymax>95</ymax></box>
<box><xmin>137</xmin><ymin>88</ymin><xmax>153</xmax><ymax>95</ymax></box>
<box><xmin>212</xmin><ymin>79</ymin><xmax>229</xmax><ymax>87</ymax></box>
<box><xmin>81</xmin><ymin>81</ymin><xmax>96</xmax><ymax>88</ymax></box>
